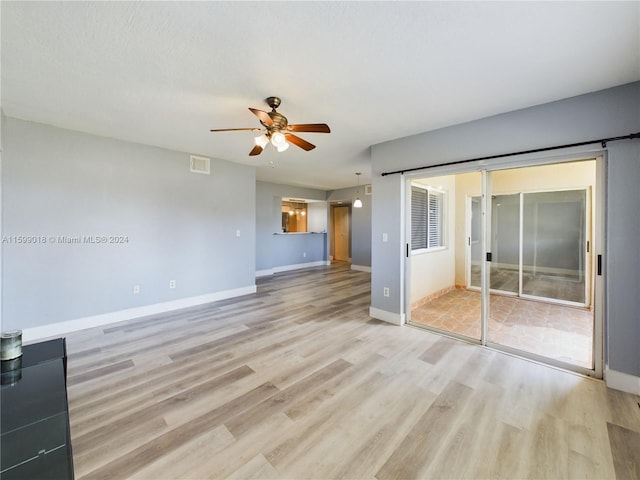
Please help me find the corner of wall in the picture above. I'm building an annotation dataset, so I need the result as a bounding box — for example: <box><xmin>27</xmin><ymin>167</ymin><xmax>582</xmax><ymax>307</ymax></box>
<box><xmin>369</xmin><ymin>306</ymin><xmax>405</xmax><ymax>326</ymax></box>
<box><xmin>351</xmin><ymin>264</ymin><xmax>371</xmax><ymax>273</ymax></box>
<box><xmin>605</xmin><ymin>368</ymin><xmax>640</xmax><ymax>395</ymax></box>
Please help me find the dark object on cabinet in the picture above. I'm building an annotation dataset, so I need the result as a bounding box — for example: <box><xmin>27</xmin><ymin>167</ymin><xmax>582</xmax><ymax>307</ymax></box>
<box><xmin>1</xmin><ymin>338</ymin><xmax>74</xmax><ymax>479</ymax></box>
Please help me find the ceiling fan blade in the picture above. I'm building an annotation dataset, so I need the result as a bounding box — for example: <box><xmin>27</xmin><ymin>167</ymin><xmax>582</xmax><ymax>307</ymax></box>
<box><xmin>285</xmin><ymin>133</ymin><xmax>316</xmax><ymax>151</ymax></box>
<box><xmin>249</xmin><ymin>108</ymin><xmax>274</xmax><ymax>126</ymax></box>
<box><xmin>286</xmin><ymin>123</ymin><xmax>331</xmax><ymax>133</ymax></box>
<box><xmin>210</xmin><ymin>127</ymin><xmax>261</xmax><ymax>132</ymax></box>
<box><xmin>249</xmin><ymin>145</ymin><xmax>263</xmax><ymax>156</ymax></box>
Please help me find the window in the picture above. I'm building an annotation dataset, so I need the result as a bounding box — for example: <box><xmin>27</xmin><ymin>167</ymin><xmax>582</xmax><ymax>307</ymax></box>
<box><xmin>411</xmin><ymin>185</ymin><xmax>445</xmax><ymax>251</ymax></box>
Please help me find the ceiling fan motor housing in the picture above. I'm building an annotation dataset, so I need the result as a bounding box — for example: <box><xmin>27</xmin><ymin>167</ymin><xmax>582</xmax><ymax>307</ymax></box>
<box><xmin>267</xmin><ymin>111</ymin><xmax>288</xmax><ymax>131</ymax></box>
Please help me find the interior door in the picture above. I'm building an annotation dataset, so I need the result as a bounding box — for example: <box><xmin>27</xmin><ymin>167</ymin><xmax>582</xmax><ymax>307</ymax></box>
<box><xmin>334</xmin><ymin>206</ymin><xmax>350</xmax><ymax>262</ymax></box>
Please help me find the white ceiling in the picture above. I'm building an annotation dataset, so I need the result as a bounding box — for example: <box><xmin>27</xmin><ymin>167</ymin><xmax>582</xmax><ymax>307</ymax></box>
<box><xmin>2</xmin><ymin>1</ymin><xmax>639</xmax><ymax>190</ymax></box>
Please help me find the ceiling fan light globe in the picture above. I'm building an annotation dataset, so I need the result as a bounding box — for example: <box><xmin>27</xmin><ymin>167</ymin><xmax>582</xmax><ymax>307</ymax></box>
<box><xmin>271</xmin><ymin>131</ymin><xmax>286</xmax><ymax>147</ymax></box>
<box><xmin>276</xmin><ymin>142</ymin><xmax>289</xmax><ymax>153</ymax></box>
<box><xmin>254</xmin><ymin>134</ymin><xmax>269</xmax><ymax>148</ymax></box>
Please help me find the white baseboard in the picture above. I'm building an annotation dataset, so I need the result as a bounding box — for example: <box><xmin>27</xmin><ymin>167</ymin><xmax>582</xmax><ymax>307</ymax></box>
<box><xmin>351</xmin><ymin>264</ymin><xmax>371</xmax><ymax>273</ymax></box>
<box><xmin>605</xmin><ymin>368</ymin><xmax>640</xmax><ymax>395</ymax></box>
<box><xmin>256</xmin><ymin>261</ymin><xmax>330</xmax><ymax>277</ymax></box>
<box><xmin>22</xmin><ymin>285</ymin><xmax>257</xmax><ymax>342</ymax></box>
<box><xmin>369</xmin><ymin>306</ymin><xmax>405</xmax><ymax>326</ymax></box>
<box><xmin>255</xmin><ymin>269</ymin><xmax>275</xmax><ymax>278</ymax></box>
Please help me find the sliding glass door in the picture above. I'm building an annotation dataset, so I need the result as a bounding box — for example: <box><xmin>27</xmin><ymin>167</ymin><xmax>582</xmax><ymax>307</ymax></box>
<box><xmin>483</xmin><ymin>165</ymin><xmax>594</xmax><ymax>370</ymax></box>
<box><xmin>521</xmin><ymin>190</ymin><xmax>588</xmax><ymax>304</ymax></box>
<box><xmin>409</xmin><ymin>160</ymin><xmax>599</xmax><ymax>374</ymax></box>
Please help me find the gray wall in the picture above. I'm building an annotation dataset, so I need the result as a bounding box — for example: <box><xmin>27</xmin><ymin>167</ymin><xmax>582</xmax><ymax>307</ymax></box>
<box><xmin>2</xmin><ymin>117</ymin><xmax>256</xmax><ymax>329</ymax></box>
<box><xmin>606</xmin><ymin>140</ymin><xmax>640</xmax><ymax>377</ymax></box>
<box><xmin>271</xmin><ymin>233</ymin><xmax>327</xmax><ymax>267</ymax></box>
<box><xmin>327</xmin><ymin>186</ymin><xmax>372</xmax><ymax>267</ymax></box>
<box><xmin>371</xmin><ymin>82</ymin><xmax>640</xmax><ymax>377</ymax></box>
<box><xmin>256</xmin><ymin>181</ymin><xmax>327</xmax><ymax>272</ymax></box>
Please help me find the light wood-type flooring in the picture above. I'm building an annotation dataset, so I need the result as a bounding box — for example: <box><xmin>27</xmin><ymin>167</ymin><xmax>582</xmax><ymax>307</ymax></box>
<box><xmin>61</xmin><ymin>264</ymin><xmax>639</xmax><ymax>479</ymax></box>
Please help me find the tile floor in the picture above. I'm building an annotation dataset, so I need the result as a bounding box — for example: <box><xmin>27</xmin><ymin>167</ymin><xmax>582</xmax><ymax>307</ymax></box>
<box><xmin>411</xmin><ymin>289</ymin><xmax>593</xmax><ymax>369</ymax></box>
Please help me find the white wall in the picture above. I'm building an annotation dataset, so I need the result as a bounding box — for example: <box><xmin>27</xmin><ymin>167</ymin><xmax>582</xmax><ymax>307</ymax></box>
<box><xmin>307</xmin><ymin>202</ymin><xmax>328</xmax><ymax>232</ymax></box>
<box><xmin>454</xmin><ymin>172</ymin><xmax>482</xmax><ymax>286</ymax></box>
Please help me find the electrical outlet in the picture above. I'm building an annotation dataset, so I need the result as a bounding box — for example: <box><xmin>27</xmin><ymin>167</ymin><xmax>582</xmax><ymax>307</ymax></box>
<box><xmin>169</xmin><ymin>280</ymin><xmax>176</xmax><ymax>289</ymax></box>
<box><xmin>382</xmin><ymin>233</ymin><xmax>388</xmax><ymax>242</ymax></box>
<box><xmin>383</xmin><ymin>287</ymin><xmax>390</xmax><ymax>297</ymax></box>
<box><xmin>133</xmin><ymin>285</ymin><xmax>140</xmax><ymax>294</ymax></box>
<box><xmin>236</xmin><ymin>230</ymin><xmax>241</xmax><ymax>237</ymax></box>
<box><xmin>303</xmin><ymin>252</ymin><xmax>306</xmax><ymax>257</ymax></box>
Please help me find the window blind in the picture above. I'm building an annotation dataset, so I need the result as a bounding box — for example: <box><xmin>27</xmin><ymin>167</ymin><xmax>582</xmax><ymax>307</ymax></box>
<box><xmin>411</xmin><ymin>187</ymin><xmax>427</xmax><ymax>250</ymax></box>
<box><xmin>411</xmin><ymin>186</ymin><xmax>444</xmax><ymax>251</ymax></box>
<box><xmin>428</xmin><ymin>191</ymin><xmax>444</xmax><ymax>248</ymax></box>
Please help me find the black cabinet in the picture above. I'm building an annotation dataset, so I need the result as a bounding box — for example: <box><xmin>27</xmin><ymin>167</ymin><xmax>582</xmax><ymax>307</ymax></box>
<box><xmin>1</xmin><ymin>338</ymin><xmax>74</xmax><ymax>479</ymax></box>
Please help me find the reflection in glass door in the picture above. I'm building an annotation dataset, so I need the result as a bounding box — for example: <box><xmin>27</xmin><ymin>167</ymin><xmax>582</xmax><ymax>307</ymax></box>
<box><xmin>469</xmin><ymin>190</ymin><xmax>589</xmax><ymax>306</ymax></box>
<box><xmin>522</xmin><ymin>190</ymin><xmax>587</xmax><ymax>304</ymax></box>
<box><xmin>469</xmin><ymin>196</ymin><xmax>482</xmax><ymax>289</ymax></box>
<box><xmin>490</xmin><ymin>194</ymin><xmax>520</xmax><ymax>295</ymax></box>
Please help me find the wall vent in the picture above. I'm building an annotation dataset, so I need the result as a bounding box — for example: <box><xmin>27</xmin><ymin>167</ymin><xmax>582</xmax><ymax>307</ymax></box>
<box><xmin>190</xmin><ymin>155</ymin><xmax>210</xmax><ymax>175</ymax></box>
<box><xmin>365</xmin><ymin>184</ymin><xmax>372</xmax><ymax>195</ymax></box>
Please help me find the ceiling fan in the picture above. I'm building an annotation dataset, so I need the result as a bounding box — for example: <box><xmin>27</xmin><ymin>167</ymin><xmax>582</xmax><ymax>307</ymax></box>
<box><xmin>210</xmin><ymin>96</ymin><xmax>331</xmax><ymax>156</ymax></box>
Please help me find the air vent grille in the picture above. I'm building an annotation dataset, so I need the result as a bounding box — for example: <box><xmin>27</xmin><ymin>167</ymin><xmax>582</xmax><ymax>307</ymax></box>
<box><xmin>190</xmin><ymin>155</ymin><xmax>210</xmax><ymax>175</ymax></box>
<box><xmin>365</xmin><ymin>184</ymin><xmax>372</xmax><ymax>195</ymax></box>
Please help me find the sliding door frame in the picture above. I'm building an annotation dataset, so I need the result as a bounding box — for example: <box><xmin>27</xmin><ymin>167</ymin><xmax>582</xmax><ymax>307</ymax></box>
<box><xmin>404</xmin><ymin>151</ymin><xmax>605</xmax><ymax>378</ymax></box>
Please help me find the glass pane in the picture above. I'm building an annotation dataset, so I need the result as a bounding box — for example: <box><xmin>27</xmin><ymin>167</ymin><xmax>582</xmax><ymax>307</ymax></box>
<box><xmin>487</xmin><ymin>176</ymin><xmax>593</xmax><ymax>370</ymax></box>
<box><xmin>490</xmin><ymin>194</ymin><xmax>520</xmax><ymax>294</ymax></box>
<box><xmin>470</xmin><ymin>196</ymin><xmax>482</xmax><ymax>288</ymax></box>
<box><xmin>410</xmin><ymin>174</ymin><xmax>481</xmax><ymax>341</ymax></box>
<box><xmin>522</xmin><ymin>190</ymin><xmax>586</xmax><ymax>304</ymax></box>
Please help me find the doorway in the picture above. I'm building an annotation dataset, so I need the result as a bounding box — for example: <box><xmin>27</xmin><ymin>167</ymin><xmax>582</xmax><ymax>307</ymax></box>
<box><xmin>331</xmin><ymin>205</ymin><xmax>351</xmax><ymax>263</ymax></box>
<box><xmin>408</xmin><ymin>159</ymin><xmax>601</xmax><ymax>375</ymax></box>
